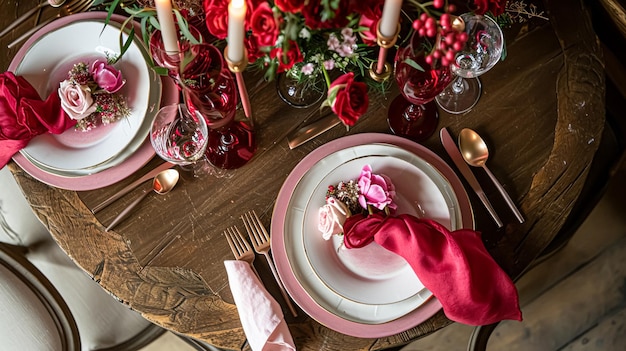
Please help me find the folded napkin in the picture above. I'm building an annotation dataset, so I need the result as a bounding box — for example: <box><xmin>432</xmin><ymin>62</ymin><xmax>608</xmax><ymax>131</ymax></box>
<box><xmin>224</xmin><ymin>260</ymin><xmax>296</xmax><ymax>351</ymax></box>
<box><xmin>343</xmin><ymin>213</ymin><xmax>522</xmax><ymax>326</ymax></box>
<box><xmin>0</xmin><ymin>72</ymin><xmax>74</xmax><ymax>168</ymax></box>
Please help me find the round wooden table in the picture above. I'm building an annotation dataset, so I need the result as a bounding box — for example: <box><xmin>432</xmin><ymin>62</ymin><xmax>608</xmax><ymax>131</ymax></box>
<box><xmin>1</xmin><ymin>1</ymin><xmax>606</xmax><ymax>349</ymax></box>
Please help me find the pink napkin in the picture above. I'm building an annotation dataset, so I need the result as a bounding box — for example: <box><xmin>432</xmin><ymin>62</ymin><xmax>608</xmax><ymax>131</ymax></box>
<box><xmin>224</xmin><ymin>260</ymin><xmax>296</xmax><ymax>351</ymax></box>
<box><xmin>0</xmin><ymin>72</ymin><xmax>74</xmax><ymax>168</ymax></box>
<box><xmin>343</xmin><ymin>213</ymin><xmax>522</xmax><ymax>326</ymax></box>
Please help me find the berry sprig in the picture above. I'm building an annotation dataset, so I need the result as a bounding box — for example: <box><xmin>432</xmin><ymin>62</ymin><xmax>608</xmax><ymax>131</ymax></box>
<box><xmin>408</xmin><ymin>0</ymin><xmax>469</xmax><ymax>67</ymax></box>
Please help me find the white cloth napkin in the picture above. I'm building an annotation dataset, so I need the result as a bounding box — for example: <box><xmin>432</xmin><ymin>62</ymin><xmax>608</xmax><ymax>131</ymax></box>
<box><xmin>224</xmin><ymin>260</ymin><xmax>296</xmax><ymax>351</ymax></box>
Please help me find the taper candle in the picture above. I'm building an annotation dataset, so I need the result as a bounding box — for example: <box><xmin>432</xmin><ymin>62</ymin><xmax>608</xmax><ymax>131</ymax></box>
<box><xmin>155</xmin><ymin>0</ymin><xmax>179</xmax><ymax>54</ymax></box>
<box><xmin>379</xmin><ymin>0</ymin><xmax>403</xmax><ymax>38</ymax></box>
<box><xmin>227</xmin><ymin>0</ymin><xmax>246</xmax><ymax>63</ymax></box>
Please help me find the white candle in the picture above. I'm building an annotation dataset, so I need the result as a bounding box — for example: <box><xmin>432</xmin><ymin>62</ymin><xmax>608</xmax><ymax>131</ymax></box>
<box><xmin>155</xmin><ymin>0</ymin><xmax>179</xmax><ymax>54</ymax></box>
<box><xmin>228</xmin><ymin>0</ymin><xmax>246</xmax><ymax>63</ymax></box>
<box><xmin>379</xmin><ymin>0</ymin><xmax>403</xmax><ymax>38</ymax></box>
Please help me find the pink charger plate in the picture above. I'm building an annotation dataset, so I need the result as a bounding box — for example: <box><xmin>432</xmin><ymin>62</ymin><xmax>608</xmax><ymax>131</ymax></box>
<box><xmin>271</xmin><ymin>132</ymin><xmax>474</xmax><ymax>338</ymax></box>
<box><xmin>9</xmin><ymin>12</ymin><xmax>179</xmax><ymax>191</ymax></box>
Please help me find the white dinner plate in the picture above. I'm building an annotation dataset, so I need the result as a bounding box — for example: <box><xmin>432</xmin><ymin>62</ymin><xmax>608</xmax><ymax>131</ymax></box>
<box><xmin>272</xmin><ymin>133</ymin><xmax>474</xmax><ymax>337</ymax></box>
<box><xmin>15</xmin><ymin>20</ymin><xmax>154</xmax><ymax>171</ymax></box>
<box><xmin>302</xmin><ymin>149</ymin><xmax>461</xmax><ymax>305</ymax></box>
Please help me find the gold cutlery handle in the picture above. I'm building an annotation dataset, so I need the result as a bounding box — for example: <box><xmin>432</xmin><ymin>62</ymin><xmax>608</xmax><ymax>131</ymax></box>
<box><xmin>8</xmin><ymin>15</ymin><xmax>56</xmax><ymax>49</ymax></box>
<box><xmin>483</xmin><ymin>166</ymin><xmax>525</xmax><ymax>223</ymax></box>
<box><xmin>261</xmin><ymin>252</ymin><xmax>298</xmax><ymax>317</ymax></box>
<box><xmin>105</xmin><ymin>189</ymin><xmax>150</xmax><ymax>232</ymax></box>
<box><xmin>0</xmin><ymin>2</ymin><xmax>48</xmax><ymax>38</ymax></box>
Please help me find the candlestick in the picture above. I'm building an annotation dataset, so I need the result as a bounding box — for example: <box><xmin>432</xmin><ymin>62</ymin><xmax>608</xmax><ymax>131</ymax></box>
<box><xmin>379</xmin><ymin>0</ymin><xmax>403</xmax><ymax>37</ymax></box>
<box><xmin>369</xmin><ymin>23</ymin><xmax>401</xmax><ymax>81</ymax></box>
<box><xmin>154</xmin><ymin>0</ymin><xmax>179</xmax><ymax>55</ymax></box>
<box><xmin>227</xmin><ymin>0</ymin><xmax>246</xmax><ymax>63</ymax></box>
<box><xmin>224</xmin><ymin>46</ymin><xmax>253</xmax><ymax>127</ymax></box>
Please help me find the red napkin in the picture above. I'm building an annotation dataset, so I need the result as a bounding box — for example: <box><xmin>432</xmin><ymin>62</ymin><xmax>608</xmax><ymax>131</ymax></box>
<box><xmin>0</xmin><ymin>72</ymin><xmax>75</xmax><ymax>168</ymax></box>
<box><xmin>343</xmin><ymin>213</ymin><xmax>522</xmax><ymax>326</ymax></box>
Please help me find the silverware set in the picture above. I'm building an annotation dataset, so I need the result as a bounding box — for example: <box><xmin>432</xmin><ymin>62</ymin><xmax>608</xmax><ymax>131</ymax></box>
<box><xmin>225</xmin><ymin>210</ymin><xmax>298</xmax><ymax>317</ymax></box>
<box><xmin>441</xmin><ymin>127</ymin><xmax>524</xmax><ymax>226</ymax></box>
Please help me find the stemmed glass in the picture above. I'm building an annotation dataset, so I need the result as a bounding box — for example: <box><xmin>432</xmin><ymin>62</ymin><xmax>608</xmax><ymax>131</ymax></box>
<box><xmin>150</xmin><ymin>103</ymin><xmax>210</xmax><ymax>176</ymax></box>
<box><xmin>180</xmin><ymin>43</ymin><xmax>256</xmax><ymax>173</ymax></box>
<box><xmin>148</xmin><ymin>23</ymin><xmax>203</xmax><ymax>81</ymax></box>
<box><xmin>435</xmin><ymin>13</ymin><xmax>504</xmax><ymax>114</ymax></box>
<box><xmin>387</xmin><ymin>31</ymin><xmax>456</xmax><ymax>142</ymax></box>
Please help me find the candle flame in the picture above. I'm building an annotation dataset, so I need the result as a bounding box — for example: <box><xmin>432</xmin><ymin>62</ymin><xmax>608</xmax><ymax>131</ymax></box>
<box><xmin>231</xmin><ymin>0</ymin><xmax>245</xmax><ymax>8</ymax></box>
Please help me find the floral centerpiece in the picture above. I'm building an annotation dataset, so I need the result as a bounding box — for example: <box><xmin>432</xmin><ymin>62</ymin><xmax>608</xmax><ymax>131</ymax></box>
<box><xmin>58</xmin><ymin>59</ymin><xmax>129</xmax><ymax>131</ymax></box>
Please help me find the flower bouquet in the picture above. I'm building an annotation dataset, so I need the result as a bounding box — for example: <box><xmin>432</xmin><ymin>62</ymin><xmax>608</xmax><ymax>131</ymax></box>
<box><xmin>57</xmin><ymin>59</ymin><xmax>130</xmax><ymax>131</ymax></box>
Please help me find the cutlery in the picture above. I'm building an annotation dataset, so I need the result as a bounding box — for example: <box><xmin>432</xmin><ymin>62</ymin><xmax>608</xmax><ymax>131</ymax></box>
<box><xmin>440</xmin><ymin>128</ymin><xmax>503</xmax><ymax>228</ymax></box>
<box><xmin>0</xmin><ymin>1</ymin><xmax>67</xmax><ymax>38</ymax></box>
<box><xmin>8</xmin><ymin>0</ymin><xmax>94</xmax><ymax>49</ymax></box>
<box><xmin>241</xmin><ymin>210</ymin><xmax>298</xmax><ymax>317</ymax></box>
<box><xmin>105</xmin><ymin>169</ymin><xmax>179</xmax><ymax>232</ymax></box>
<box><xmin>91</xmin><ymin>162</ymin><xmax>175</xmax><ymax>214</ymax></box>
<box><xmin>458</xmin><ymin>128</ymin><xmax>525</xmax><ymax>223</ymax></box>
<box><xmin>224</xmin><ymin>226</ymin><xmax>261</xmax><ymax>280</ymax></box>
<box><xmin>287</xmin><ymin>114</ymin><xmax>340</xmax><ymax>149</ymax></box>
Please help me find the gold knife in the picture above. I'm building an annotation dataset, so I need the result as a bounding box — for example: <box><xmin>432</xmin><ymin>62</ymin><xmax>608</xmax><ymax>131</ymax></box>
<box><xmin>287</xmin><ymin>115</ymin><xmax>340</xmax><ymax>149</ymax></box>
<box><xmin>91</xmin><ymin>162</ymin><xmax>174</xmax><ymax>214</ymax></box>
<box><xmin>440</xmin><ymin>128</ymin><xmax>503</xmax><ymax>228</ymax></box>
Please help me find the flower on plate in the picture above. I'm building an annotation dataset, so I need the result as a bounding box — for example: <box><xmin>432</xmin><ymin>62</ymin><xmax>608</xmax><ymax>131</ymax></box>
<box><xmin>58</xmin><ymin>60</ymin><xmax>130</xmax><ymax>131</ymax></box>
<box><xmin>58</xmin><ymin>80</ymin><xmax>97</xmax><ymax>121</ymax></box>
<box><xmin>319</xmin><ymin>164</ymin><xmax>397</xmax><ymax>240</ymax></box>
<box><xmin>91</xmin><ymin>59</ymin><xmax>126</xmax><ymax>93</ymax></box>
<box><xmin>357</xmin><ymin>164</ymin><xmax>396</xmax><ymax>211</ymax></box>
<box><xmin>318</xmin><ymin>197</ymin><xmax>350</xmax><ymax>240</ymax></box>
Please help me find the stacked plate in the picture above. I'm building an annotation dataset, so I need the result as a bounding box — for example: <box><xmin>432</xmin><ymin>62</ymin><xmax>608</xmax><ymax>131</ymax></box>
<box><xmin>8</xmin><ymin>12</ymin><xmax>178</xmax><ymax>191</ymax></box>
<box><xmin>271</xmin><ymin>133</ymin><xmax>474</xmax><ymax>337</ymax></box>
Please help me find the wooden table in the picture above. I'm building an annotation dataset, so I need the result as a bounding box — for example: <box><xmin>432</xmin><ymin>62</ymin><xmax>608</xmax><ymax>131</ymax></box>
<box><xmin>1</xmin><ymin>0</ymin><xmax>606</xmax><ymax>349</ymax></box>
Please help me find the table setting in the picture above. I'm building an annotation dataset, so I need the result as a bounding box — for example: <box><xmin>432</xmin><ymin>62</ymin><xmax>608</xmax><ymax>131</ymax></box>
<box><xmin>0</xmin><ymin>0</ymin><xmax>607</xmax><ymax>350</ymax></box>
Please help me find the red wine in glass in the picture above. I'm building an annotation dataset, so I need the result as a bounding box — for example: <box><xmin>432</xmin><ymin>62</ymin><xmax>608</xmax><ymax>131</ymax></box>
<box><xmin>388</xmin><ymin>33</ymin><xmax>454</xmax><ymax>142</ymax></box>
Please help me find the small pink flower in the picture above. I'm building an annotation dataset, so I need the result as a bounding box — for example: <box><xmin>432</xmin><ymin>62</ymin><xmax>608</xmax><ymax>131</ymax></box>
<box><xmin>324</xmin><ymin>59</ymin><xmax>335</xmax><ymax>70</ymax></box>
<box><xmin>301</xmin><ymin>63</ymin><xmax>315</xmax><ymax>75</ymax></box>
<box><xmin>357</xmin><ymin>164</ymin><xmax>397</xmax><ymax>211</ymax></box>
<box><xmin>318</xmin><ymin>197</ymin><xmax>349</xmax><ymax>240</ymax></box>
<box><xmin>90</xmin><ymin>59</ymin><xmax>125</xmax><ymax>93</ymax></box>
<box><xmin>58</xmin><ymin>80</ymin><xmax>97</xmax><ymax>120</ymax></box>
<box><xmin>327</xmin><ymin>33</ymin><xmax>340</xmax><ymax>51</ymax></box>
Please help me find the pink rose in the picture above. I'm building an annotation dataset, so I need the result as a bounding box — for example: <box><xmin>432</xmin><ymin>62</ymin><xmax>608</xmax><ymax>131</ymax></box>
<box><xmin>90</xmin><ymin>60</ymin><xmax>125</xmax><ymax>93</ymax></box>
<box><xmin>318</xmin><ymin>197</ymin><xmax>349</xmax><ymax>240</ymax></box>
<box><xmin>357</xmin><ymin>164</ymin><xmax>396</xmax><ymax>211</ymax></box>
<box><xmin>58</xmin><ymin>80</ymin><xmax>97</xmax><ymax>120</ymax></box>
<box><xmin>326</xmin><ymin>72</ymin><xmax>369</xmax><ymax>127</ymax></box>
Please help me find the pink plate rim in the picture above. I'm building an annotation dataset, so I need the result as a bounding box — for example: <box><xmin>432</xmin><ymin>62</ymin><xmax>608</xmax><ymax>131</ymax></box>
<box><xmin>271</xmin><ymin>132</ymin><xmax>474</xmax><ymax>338</ymax></box>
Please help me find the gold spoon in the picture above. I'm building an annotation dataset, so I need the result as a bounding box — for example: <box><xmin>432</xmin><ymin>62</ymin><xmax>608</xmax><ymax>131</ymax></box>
<box><xmin>105</xmin><ymin>169</ymin><xmax>180</xmax><ymax>232</ymax></box>
<box><xmin>458</xmin><ymin>128</ymin><xmax>525</xmax><ymax>223</ymax></box>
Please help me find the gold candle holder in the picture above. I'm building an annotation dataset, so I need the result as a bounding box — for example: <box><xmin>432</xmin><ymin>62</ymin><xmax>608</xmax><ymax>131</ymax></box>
<box><xmin>224</xmin><ymin>46</ymin><xmax>253</xmax><ymax>127</ymax></box>
<box><xmin>369</xmin><ymin>23</ymin><xmax>401</xmax><ymax>82</ymax></box>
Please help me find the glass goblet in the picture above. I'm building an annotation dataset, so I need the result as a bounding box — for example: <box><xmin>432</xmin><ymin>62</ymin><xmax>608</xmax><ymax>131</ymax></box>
<box><xmin>148</xmin><ymin>23</ymin><xmax>203</xmax><ymax>80</ymax></box>
<box><xmin>387</xmin><ymin>32</ymin><xmax>455</xmax><ymax>142</ymax></box>
<box><xmin>435</xmin><ymin>13</ymin><xmax>504</xmax><ymax>114</ymax></box>
<box><xmin>180</xmin><ymin>43</ymin><xmax>256</xmax><ymax>173</ymax></box>
<box><xmin>150</xmin><ymin>103</ymin><xmax>210</xmax><ymax>177</ymax></box>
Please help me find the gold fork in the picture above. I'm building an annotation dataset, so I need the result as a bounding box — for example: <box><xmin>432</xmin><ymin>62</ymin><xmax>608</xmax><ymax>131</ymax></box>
<box><xmin>241</xmin><ymin>210</ymin><xmax>298</xmax><ymax>317</ymax></box>
<box><xmin>224</xmin><ymin>226</ymin><xmax>261</xmax><ymax>280</ymax></box>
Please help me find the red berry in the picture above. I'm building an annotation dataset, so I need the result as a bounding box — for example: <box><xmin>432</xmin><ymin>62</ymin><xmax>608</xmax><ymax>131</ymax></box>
<box><xmin>434</xmin><ymin>0</ymin><xmax>444</xmax><ymax>8</ymax></box>
<box><xmin>448</xmin><ymin>4</ymin><xmax>456</xmax><ymax>12</ymax></box>
<box><xmin>425</xmin><ymin>55</ymin><xmax>433</xmax><ymax>65</ymax></box>
<box><xmin>413</xmin><ymin>20</ymin><xmax>422</xmax><ymax>30</ymax></box>
<box><xmin>445</xmin><ymin>50</ymin><xmax>455</xmax><ymax>61</ymax></box>
<box><xmin>426</xmin><ymin>28</ymin><xmax>437</xmax><ymax>37</ymax></box>
<box><xmin>453</xmin><ymin>42</ymin><xmax>463</xmax><ymax>51</ymax></box>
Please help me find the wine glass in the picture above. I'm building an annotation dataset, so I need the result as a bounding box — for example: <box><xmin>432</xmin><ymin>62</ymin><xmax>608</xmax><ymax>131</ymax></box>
<box><xmin>150</xmin><ymin>103</ymin><xmax>210</xmax><ymax>177</ymax></box>
<box><xmin>149</xmin><ymin>23</ymin><xmax>203</xmax><ymax>80</ymax></box>
<box><xmin>387</xmin><ymin>31</ymin><xmax>456</xmax><ymax>142</ymax></box>
<box><xmin>435</xmin><ymin>13</ymin><xmax>504</xmax><ymax>114</ymax></box>
<box><xmin>180</xmin><ymin>43</ymin><xmax>256</xmax><ymax>174</ymax></box>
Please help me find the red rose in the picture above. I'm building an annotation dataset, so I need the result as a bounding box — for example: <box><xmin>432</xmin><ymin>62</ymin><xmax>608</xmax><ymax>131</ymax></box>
<box><xmin>275</xmin><ymin>0</ymin><xmax>305</xmax><ymax>13</ymax></box>
<box><xmin>203</xmin><ymin>0</ymin><xmax>228</xmax><ymax>39</ymax></box>
<box><xmin>472</xmin><ymin>0</ymin><xmax>507</xmax><ymax>16</ymax></box>
<box><xmin>270</xmin><ymin>41</ymin><xmax>304</xmax><ymax>73</ymax></box>
<box><xmin>249</xmin><ymin>2</ymin><xmax>280</xmax><ymax>47</ymax></box>
<box><xmin>245</xmin><ymin>37</ymin><xmax>263</xmax><ymax>64</ymax></box>
<box><xmin>301</xmin><ymin>0</ymin><xmax>349</xmax><ymax>29</ymax></box>
<box><xmin>326</xmin><ymin>72</ymin><xmax>369</xmax><ymax>127</ymax></box>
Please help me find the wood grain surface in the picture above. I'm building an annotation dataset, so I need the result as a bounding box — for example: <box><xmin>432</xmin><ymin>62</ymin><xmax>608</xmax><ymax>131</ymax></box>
<box><xmin>0</xmin><ymin>0</ymin><xmax>606</xmax><ymax>349</ymax></box>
